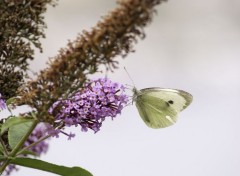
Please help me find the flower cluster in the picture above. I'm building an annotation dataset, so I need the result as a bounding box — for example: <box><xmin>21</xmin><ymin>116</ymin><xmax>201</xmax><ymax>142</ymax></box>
<box><xmin>49</xmin><ymin>78</ymin><xmax>128</xmax><ymax>133</ymax></box>
<box><xmin>0</xmin><ymin>93</ymin><xmax>6</xmax><ymax>111</ymax></box>
<box><xmin>3</xmin><ymin>124</ymin><xmax>49</xmax><ymax>175</ymax></box>
<box><xmin>3</xmin><ymin>165</ymin><xmax>18</xmax><ymax>176</ymax></box>
<box><xmin>24</xmin><ymin>124</ymin><xmax>49</xmax><ymax>156</ymax></box>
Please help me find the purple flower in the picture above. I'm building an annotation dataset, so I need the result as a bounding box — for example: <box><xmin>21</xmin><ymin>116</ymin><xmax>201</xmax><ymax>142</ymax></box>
<box><xmin>49</xmin><ymin>78</ymin><xmax>129</xmax><ymax>135</ymax></box>
<box><xmin>3</xmin><ymin>165</ymin><xmax>18</xmax><ymax>176</ymax></box>
<box><xmin>0</xmin><ymin>93</ymin><xmax>6</xmax><ymax>111</ymax></box>
<box><xmin>24</xmin><ymin>124</ymin><xmax>49</xmax><ymax>156</ymax></box>
<box><xmin>67</xmin><ymin>132</ymin><xmax>75</xmax><ymax>140</ymax></box>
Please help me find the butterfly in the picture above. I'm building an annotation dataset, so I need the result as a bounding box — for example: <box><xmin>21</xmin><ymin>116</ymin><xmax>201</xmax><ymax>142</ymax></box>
<box><xmin>132</xmin><ymin>87</ymin><xmax>193</xmax><ymax>128</ymax></box>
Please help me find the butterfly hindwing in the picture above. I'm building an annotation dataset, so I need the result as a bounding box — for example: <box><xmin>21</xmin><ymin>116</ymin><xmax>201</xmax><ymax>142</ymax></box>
<box><xmin>135</xmin><ymin>94</ymin><xmax>178</xmax><ymax>128</ymax></box>
<box><xmin>134</xmin><ymin>87</ymin><xmax>193</xmax><ymax>128</ymax></box>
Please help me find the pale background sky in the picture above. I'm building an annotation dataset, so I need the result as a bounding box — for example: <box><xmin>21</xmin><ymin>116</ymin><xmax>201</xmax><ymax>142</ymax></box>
<box><xmin>2</xmin><ymin>0</ymin><xmax>240</xmax><ymax>175</ymax></box>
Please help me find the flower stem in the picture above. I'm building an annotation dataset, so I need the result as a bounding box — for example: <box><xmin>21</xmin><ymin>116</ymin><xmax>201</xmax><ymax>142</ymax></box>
<box><xmin>17</xmin><ymin>134</ymin><xmax>51</xmax><ymax>156</ymax></box>
<box><xmin>0</xmin><ymin>137</ymin><xmax>8</xmax><ymax>156</ymax></box>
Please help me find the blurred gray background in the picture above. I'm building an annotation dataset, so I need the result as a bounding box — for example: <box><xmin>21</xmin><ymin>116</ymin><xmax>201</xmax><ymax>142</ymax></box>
<box><xmin>4</xmin><ymin>0</ymin><xmax>240</xmax><ymax>175</ymax></box>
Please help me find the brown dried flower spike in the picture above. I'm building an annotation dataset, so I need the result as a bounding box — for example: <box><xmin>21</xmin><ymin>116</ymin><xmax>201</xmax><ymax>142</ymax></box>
<box><xmin>0</xmin><ymin>0</ymin><xmax>56</xmax><ymax>99</ymax></box>
<box><xmin>18</xmin><ymin>0</ymin><xmax>167</xmax><ymax>122</ymax></box>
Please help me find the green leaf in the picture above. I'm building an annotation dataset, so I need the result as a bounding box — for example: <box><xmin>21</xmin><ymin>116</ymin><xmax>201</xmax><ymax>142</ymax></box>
<box><xmin>0</xmin><ymin>141</ymin><xmax>4</xmax><ymax>154</ymax></box>
<box><xmin>8</xmin><ymin>120</ymin><xmax>34</xmax><ymax>150</ymax></box>
<box><xmin>1</xmin><ymin>117</ymin><xmax>34</xmax><ymax>135</ymax></box>
<box><xmin>6</xmin><ymin>97</ymin><xmax>16</xmax><ymax>106</ymax></box>
<box><xmin>10</xmin><ymin>157</ymin><xmax>93</xmax><ymax>176</ymax></box>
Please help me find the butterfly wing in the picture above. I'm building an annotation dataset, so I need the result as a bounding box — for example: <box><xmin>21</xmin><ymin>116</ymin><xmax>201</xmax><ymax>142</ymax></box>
<box><xmin>134</xmin><ymin>88</ymin><xmax>192</xmax><ymax>128</ymax></box>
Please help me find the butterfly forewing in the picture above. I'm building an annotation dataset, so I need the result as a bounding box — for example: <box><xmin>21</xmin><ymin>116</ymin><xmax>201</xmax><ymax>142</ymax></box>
<box><xmin>140</xmin><ymin>88</ymin><xmax>192</xmax><ymax>112</ymax></box>
<box><xmin>134</xmin><ymin>87</ymin><xmax>193</xmax><ymax>128</ymax></box>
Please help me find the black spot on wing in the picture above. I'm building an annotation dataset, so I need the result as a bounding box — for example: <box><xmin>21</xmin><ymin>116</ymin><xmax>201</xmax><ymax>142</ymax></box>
<box><xmin>166</xmin><ymin>100</ymin><xmax>174</xmax><ymax>106</ymax></box>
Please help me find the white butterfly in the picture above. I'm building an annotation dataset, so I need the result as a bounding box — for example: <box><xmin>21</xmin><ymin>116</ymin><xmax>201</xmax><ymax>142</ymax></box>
<box><xmin>133</xmin><ymin>87</ymin><xmax>193</xmax><ymax>128</ymax></box>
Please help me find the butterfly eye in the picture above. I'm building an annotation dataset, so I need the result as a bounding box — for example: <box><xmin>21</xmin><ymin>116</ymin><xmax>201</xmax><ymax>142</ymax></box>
<box><xmin>168</xmin><ymin>100</ymin><xmax>174</xmax><ymax>105</ymax></box>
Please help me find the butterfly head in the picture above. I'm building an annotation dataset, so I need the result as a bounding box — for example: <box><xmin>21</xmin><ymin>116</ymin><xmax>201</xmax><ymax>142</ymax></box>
<box><xmin>132</xmin><ymin>87</ymin><xmax>140</xmax><ymax>102</ymax></box>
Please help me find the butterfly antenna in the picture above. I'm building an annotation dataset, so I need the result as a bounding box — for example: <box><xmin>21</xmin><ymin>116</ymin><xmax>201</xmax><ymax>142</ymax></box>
<box><xmin>125</xmin><ymin>84</ymin><xmax>134</xmax><ymax>89</ymax></box>
<box><xmin>124</xmin><ymin>67</ymin><xmax>136</xmax><ymax>87</ymax></box>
